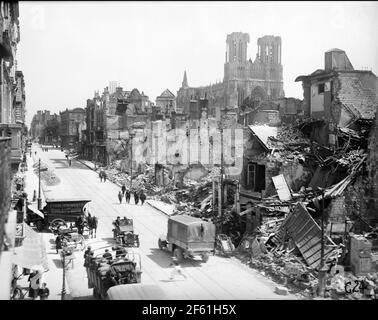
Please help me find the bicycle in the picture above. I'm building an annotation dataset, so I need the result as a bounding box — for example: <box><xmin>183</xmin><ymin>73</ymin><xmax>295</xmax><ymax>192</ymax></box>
<box><xmin>10</xmin><ymin>274</ymin><xmax>30</xmax><ymax>300</ymax></box>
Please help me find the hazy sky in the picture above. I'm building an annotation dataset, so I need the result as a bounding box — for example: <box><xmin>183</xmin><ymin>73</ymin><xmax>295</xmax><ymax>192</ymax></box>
<box><xmin>18</xmin><ymin>1</ymin><xmax>378</xmax><ymax>126</ymax></box>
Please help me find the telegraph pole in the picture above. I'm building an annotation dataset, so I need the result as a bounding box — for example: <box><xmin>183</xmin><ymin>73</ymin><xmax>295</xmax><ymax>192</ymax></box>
<box><xmin>61</xmin><ymin>250</ymin><xmax>66</xmax><ymax>300</ymax></box>
<box><xmin>219</xmin><ymin>112</ymin><xmax>224</xmax><ymax>232</ymax></box>
<box><xmin>318</xmin><ymin>189</ymin><xmax>327</xmax><ymax>297</ymax></box>
<box><xmin>129</xmin><ymin>131</ymin><xmax>135</xmax><ymax>189</ymax></box>
<box><xmin>38</xmin><ymin>158</ymin><xmax>42</xmax><ymax>210</ymax></box>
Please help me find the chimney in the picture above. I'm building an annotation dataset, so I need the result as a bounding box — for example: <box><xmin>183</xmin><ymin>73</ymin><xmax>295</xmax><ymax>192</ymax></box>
<box><xmin>325</xmin><ymin>49</ymin><xmax>354</xmax><ymax>72</ymax></box>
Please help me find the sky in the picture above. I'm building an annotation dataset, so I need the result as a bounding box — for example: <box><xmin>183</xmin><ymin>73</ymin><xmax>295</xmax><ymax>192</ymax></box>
<box><xmin>18</xmin><ymin>1</ymin><xmax>378</xmax><ymax>126</ymax></box>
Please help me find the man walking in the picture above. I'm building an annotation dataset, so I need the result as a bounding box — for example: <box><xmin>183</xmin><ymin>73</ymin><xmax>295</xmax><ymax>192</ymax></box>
<box><xmin>168</xmin><ymin>258</ymin><xmax>187</xmax><ymax>281</ymax></box>
<box><xmin>118</xmin><ymin>191</ymin><xmax>123</xmax><ymax>204</ymax></box>
<box><xmin>125</xmin><ymin>190</ymin><xmax>131</xmax><ymax>204</ymax></box>
<box><xmin>121</xmin><ymin>184</ymin><xmax>126</xmax><ymax>196</ymax></box>
<box><xmin>103</xmin><ymin>172</ymin><xmax>107</xmax><ymax>182</ymax></box>
<box><xmin>133</xmin><ymin>191</ymin><xmax>139</xmax><ymax>205</ymax></box>
<box><xmin>139</xmin><ymin>190</ymin><xmax>146</xmax><ymax>205</ymax></box>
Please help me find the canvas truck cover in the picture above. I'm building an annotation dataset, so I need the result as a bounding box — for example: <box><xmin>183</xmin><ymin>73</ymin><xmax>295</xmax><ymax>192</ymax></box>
<box><xmin>107</xmin><ymin>284</ymin><xmax>168</xmax><ymax>300</ymax></box>
<box><xmin>168</xmin><ymin>215</ymin><xmax>216</xmax><ymax>243</ymax></box>
<box><xmin>44</xmin><ymin>198</ymin><xmax>91</xmax><ymax>221</ymax></box>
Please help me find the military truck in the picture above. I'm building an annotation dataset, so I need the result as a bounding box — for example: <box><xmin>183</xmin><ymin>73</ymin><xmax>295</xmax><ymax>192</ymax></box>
<box><xmin>158</xmin><ymin>215</ymin><xmax>216</xmax><ymax>263</ymax></box>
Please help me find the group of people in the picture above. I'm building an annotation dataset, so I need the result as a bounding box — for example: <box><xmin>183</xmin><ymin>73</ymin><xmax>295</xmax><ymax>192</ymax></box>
<box><xmin>84</xmin><ymin>245</ymin><xmax>128</xmax><ymax>268</ymax></box>
<box><xmin>118</xmin><ymin>184</ymin><xmax>146</xmax><ymax>205</ymax></box>
<box><xmin>27</xmin><ymin>270</ymin><xmax>50</xmax><ymax>300</ymax></box>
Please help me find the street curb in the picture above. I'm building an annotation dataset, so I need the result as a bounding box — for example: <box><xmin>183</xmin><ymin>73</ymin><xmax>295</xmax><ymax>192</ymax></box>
<box><xmin>146</xmin><ymin>201</ymin><xmax>171</xmax><ymax>217</ymax></box>
<box><xmin>76</xmin><ymin>159</ymin><xmax>97</xmax><ymax>172</ymax></box>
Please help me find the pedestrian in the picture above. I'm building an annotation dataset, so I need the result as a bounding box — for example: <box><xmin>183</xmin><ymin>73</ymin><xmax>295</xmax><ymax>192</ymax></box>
<box><xmin>134</xmin><ymin>191</ymin><xmax>139</xmax><ymax>205</ymax></box>
<box><xmin>118</xmin><ymin>191</ymin><xmax>123</xmax><ymax>204</ymax></box>
<box><xmin>69</xmin><ymin>157</ymin><xmax>72</xmax><ymax>167</ymax></box>
<box><xmin>38</xmin><ymin>283</ymin><xmax>50</xmax><ymax>300</ymax></box>
<box><xmin>139</xmin><ymin>190</ymin><xmax>146</xmax><ymax>205</ymax></box>
<box><xmin>125</xmin><ymin>190</ymin><xmax>131</xmax><ymax>204</ymax></box>
<box><xmin>168</xmin><ymin>258</ymin><xmax>187</xmax><ymax>281</ymax></box>
<box><xmin>121</xmin><ymin>184</ymin><xmax>126</xmax><ymax>195</ymax></box>
<box><xmin>83</xmin><ymin>246</ymin><xmax>93</xmax><ymax>260</ymax></box>
<box><xmin>99</xmin><ymin>171</ymin><xmax>103</xmax><ymax>182</ymax></box>
<box><xmin>103</xmin><ymin>172</ymin><xmax>107</xmax><ymax>182</ymax></box>
<box><xmin>76</xmin><ymin>216</ymin><xmax>84</xmax><ymax>235</ymax></box>
<box><xmin>55</xmin><ymin>235</ymin><xmax>62</xmax><ymax>254</ymax></box>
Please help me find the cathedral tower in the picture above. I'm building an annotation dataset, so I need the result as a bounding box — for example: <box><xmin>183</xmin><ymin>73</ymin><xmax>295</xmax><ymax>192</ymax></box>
<box><xmin>224</xmin><ymin>32</ymin><xmax>250</xmax><ymax>82</ymax></box>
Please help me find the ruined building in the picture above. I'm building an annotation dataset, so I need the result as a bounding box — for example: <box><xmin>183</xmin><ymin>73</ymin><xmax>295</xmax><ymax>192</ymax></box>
<box><xmin>295</xmin><ymin>48</ymin><xmax>378</xmax><ymax>146</ymax></box>
<box><xmin>176</xmin><ymin>33</ymin><xmax>284</xmax><ymax>116</ymax></box>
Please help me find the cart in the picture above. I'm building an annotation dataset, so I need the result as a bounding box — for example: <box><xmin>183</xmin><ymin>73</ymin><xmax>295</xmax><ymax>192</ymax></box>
<box><xmin>215</xmin><ymin>234</ymin><xmax>235</xmax><ymax>256</ymax></box>
<box><xmin>86</xmin><ymin>247</ymin><xmax>142</xmax><ymax>300</ymax></box>
<box><xmin>27</xmin><ymin>198</ymin><xmax>91</xmax><ymax>232</ymax></box>
<box><xmin>58</xmin><ymin>228</ymin><xmax>85</xmax><ymax>251</ymax></box>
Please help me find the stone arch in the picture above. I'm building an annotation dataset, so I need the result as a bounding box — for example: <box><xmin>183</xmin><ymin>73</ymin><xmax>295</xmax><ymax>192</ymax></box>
<box><xmin>250</xmin><ymin>86</ymin><xmax>267</xmax><ymax>102</ymax></box>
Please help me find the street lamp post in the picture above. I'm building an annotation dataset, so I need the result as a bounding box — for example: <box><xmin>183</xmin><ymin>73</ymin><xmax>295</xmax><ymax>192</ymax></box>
<box><xmin>219</xmin><ymin>112</ymin><xmax>224</xmax><ymax>232</ymax></box>
<box><xmin>129</xmin><ymin>130</ymin><xmax>135</xmax><ymax>189</ymax></box>
<box><xmin>318</xmin><ymin>189</ymin><xmax>328</xmax><ymax>297</ymax></box>
<box><xmin>61</xmin><ymin>251</ymin><xmax>66</xmax><ymax>300</ymax></box>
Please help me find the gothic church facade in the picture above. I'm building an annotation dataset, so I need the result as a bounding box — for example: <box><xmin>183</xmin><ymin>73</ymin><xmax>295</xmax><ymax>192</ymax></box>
<box><xmin>176</xmin><ymin>32</ymin><xmax>284</xmax><ymax>115</ymax></box>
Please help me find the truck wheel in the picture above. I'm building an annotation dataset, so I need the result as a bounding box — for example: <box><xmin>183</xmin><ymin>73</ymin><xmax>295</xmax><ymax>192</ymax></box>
<box><xmin>173</xmin><ymin>248</ymin><xmax>184</xmax><ymax>262</ymax></box>
<box><xmin>201</xmin><ymin>253</ymin><xmax>209</xmax><ymax>263</ymax></box>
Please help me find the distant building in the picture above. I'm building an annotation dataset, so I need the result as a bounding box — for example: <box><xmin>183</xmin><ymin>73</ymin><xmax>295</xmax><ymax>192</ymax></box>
<box><xmin>59</xmin><ymin>108</ymin><xmax>86</xmax><ymax>149</ymax></box>
<box><xmin>176</xmin><ymin>33</ymin><xmax>284</xmax><ymax>116</ymax></box>
<box><xmin>30</xmin><ymin>110</ymin><xmax>60</xmax><ymax>144</ymax></box>
<box><xmin>156</xmin><ymin>89</ymin><xmax>176</xmax><ymax>115</ymax></box>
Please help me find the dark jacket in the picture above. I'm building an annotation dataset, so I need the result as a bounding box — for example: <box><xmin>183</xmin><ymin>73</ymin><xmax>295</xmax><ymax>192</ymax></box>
<box><xmin>55</xmin><ymin>236</ymin><xmax>62</xmax><ymax>250</ymax></box>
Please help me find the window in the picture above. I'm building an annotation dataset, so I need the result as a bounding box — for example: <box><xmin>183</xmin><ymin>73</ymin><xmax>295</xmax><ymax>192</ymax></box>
<box><xmin>318</xmin><ymin>83</ymin><xmax>325</xmax><ymax>94</ymax></box>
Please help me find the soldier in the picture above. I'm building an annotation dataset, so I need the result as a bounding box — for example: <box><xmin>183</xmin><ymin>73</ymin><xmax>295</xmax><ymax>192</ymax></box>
<box><xmin>139</xmin><ymin>190</ymin><xmax>146</xmax><ymax>205</ymax></box>
<box><xmin>125</xmin><ymin>190</ymin><xmax>131</xmax><ymax>204</ymax></box>
<box><xmin>168</xmin><ymin>257</ymin><xmax>187</xmax><ymax>281</ymax></box>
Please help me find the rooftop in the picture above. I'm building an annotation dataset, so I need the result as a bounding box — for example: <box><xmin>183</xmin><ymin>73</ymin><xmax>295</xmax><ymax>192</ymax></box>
<box><xmin>336</xmin><ymin>72</ymin><xmax>378</xmax><ymax>120</ymax></box>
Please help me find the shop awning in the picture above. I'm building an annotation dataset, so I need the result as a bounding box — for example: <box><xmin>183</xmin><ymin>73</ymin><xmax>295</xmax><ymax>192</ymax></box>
<box><xmin>12</xmin><ymin>224</ymin><xmax>49</xmax><ymax>271</ymax></box>
<box><xmin>28</xmin><ymin>205</ymin><xmax>44</xmax><ymax>218</ymax></box>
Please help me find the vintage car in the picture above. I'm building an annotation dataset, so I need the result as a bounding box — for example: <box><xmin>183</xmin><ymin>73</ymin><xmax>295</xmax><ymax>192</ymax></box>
<box><xmin>158</xmin><ymin>214</ymin><xmax>216</xmax><ymax>263</ymax></box>
<box><xmin>113</xmin><ymin>218</ymin><xmax>140</xmax><ymax>247</ymax></box>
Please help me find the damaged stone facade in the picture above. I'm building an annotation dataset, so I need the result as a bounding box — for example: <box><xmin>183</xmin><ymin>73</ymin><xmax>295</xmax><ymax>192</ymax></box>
<box><xmin>176</xmin><ymin>33</ymin><xmax>284</xmax><ymax>116</ymax></box>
